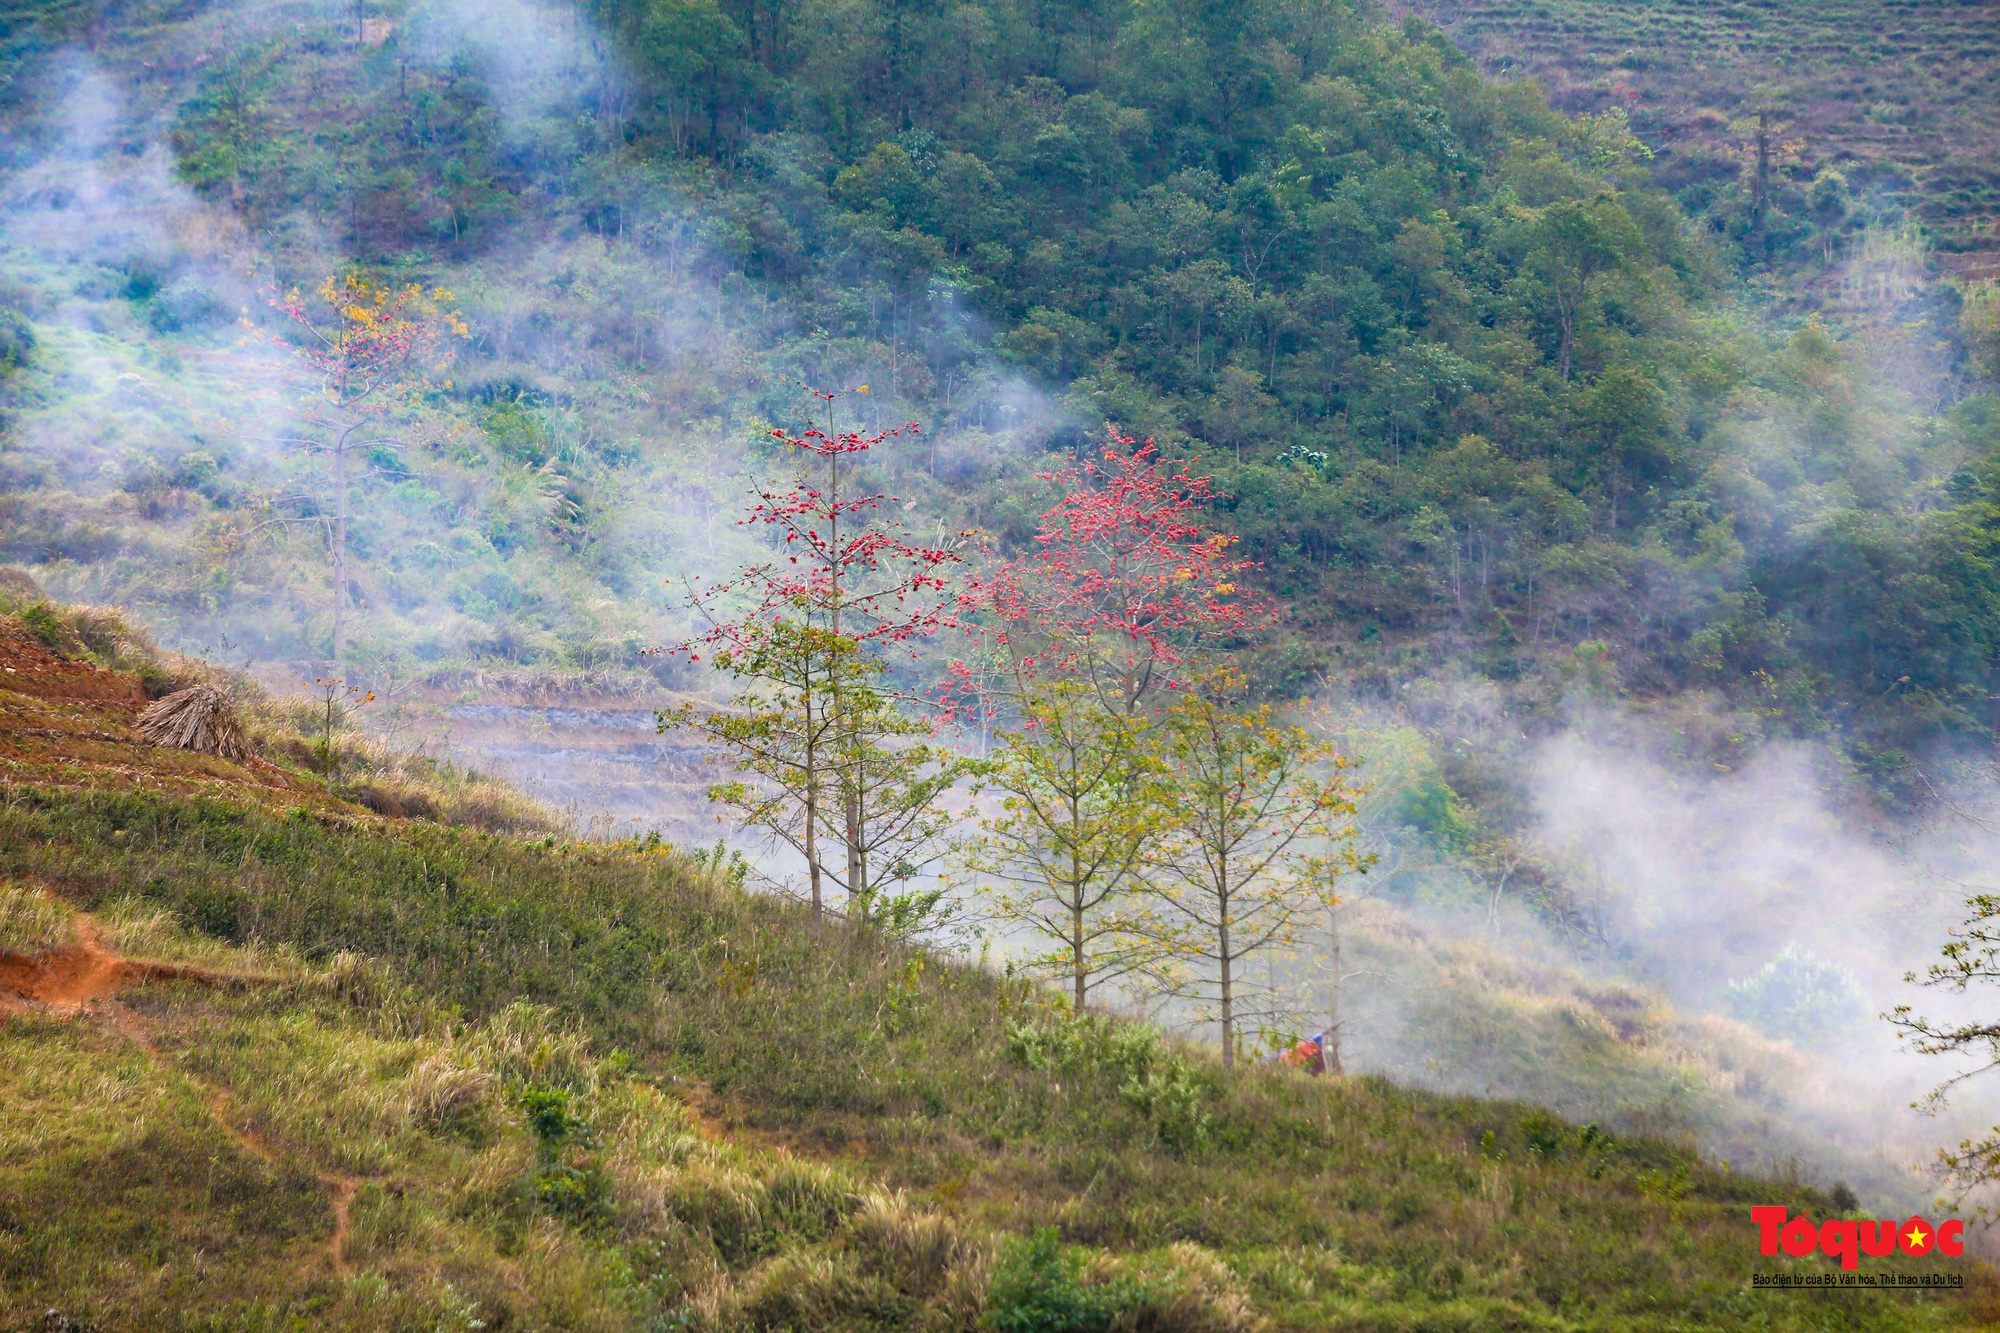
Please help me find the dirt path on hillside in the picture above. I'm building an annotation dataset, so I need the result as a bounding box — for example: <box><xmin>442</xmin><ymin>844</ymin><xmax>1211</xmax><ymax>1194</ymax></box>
<box><xmin>0</xmin><ymin>917</ymin><xmax>246</xmax><ymax>1008</ymax></box>
<box><xmin>2</xmin><ymin>913</ymin><xmax>362</xmax><ymax>1275</ymax></box>
<box><xmin>195</xmin><ymin>1074</ymin><xmax>362</xmax><ymax>1275</ymax></box>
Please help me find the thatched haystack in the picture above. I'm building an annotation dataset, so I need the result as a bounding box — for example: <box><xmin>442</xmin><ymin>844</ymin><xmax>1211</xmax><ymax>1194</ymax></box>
<box><xmin>136</xmin><ymin>684</ymin><xmax>251</xmax><ymax>760</ymax></box>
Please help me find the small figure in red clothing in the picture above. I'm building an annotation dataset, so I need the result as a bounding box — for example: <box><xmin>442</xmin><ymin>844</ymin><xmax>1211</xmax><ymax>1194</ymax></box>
<box><xmin>1277</xmin><ymin>1036</ymin><xmax>1326</xmax><ymax>1076</ymax></box>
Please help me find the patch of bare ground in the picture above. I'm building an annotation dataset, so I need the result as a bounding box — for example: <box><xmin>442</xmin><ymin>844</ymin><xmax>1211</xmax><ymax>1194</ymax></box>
<box><xmin>0</xmin><ymin>917</ymin><xmax>266</xmax><ymax>1008</ymax></box>
<box><xmin>0</xmin><ymin>620</ymin><xmax>148</xmax><ymax>707</ymax></box>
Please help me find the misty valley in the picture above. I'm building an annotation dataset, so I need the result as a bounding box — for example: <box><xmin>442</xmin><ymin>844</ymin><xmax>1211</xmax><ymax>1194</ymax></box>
<box><xmin>0</xmin><ymin>0</ymin><xmax>1998</xmax><ymax>1327</ymax></box>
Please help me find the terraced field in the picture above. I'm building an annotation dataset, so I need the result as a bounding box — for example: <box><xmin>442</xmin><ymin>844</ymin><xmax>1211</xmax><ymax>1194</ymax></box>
<box><xmin>1407</xmin><ymin>0</ymin><xmax>2000</xmax><ymax>275</ymax></box>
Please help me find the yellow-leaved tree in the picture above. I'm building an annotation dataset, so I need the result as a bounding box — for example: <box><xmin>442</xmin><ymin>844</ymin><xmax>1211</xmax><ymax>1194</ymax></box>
<box><xmin>967</xmin><ymin>679</ymin><xmax>1175</xmax><ymax>1011</ymax></box>
<box><xmin>1146</xmin><ymin>668</ymin><xmax>1366</xmax><ymax>1068</ymax></box>
<box><xmin>251</xmin><ymin>275</ymin><xmax>465</xmax><ymax>660</ymax></box>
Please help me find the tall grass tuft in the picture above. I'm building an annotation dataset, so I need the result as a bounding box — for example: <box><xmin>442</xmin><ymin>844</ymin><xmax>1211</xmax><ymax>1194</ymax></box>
<box><xmin>0</xmin><ymin>881</ymin><xmax>72</xmax><ymax>953</ymax></box>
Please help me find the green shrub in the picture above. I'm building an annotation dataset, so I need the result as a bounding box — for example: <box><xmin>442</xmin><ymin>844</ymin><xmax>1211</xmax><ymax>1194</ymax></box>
<box><xmin>980</xmin><ymin>1229</ymin><xmax>1152</xmax><ymax>1333</ymax></box>
<box><xmin>1118</xmin><ymin>1059</ymin><xmax>1212</xmax><ymax>1153</ymax></box>
<box><xmin>516</xmin><ymin>1084</ymin><xmax>613</xmax><ymax>1223</ymax></box>
<box><xmin>1005</xmin><ymin>1013</ymin><xmax>1211</xmax><ymax>1150</ymax></box>
<box><xmin>18</xmin><ymin>601</ymin><xmax>67</xmax><ymax>651</ymax></box>
<box><xmin>1726</xmin><ymin>944</ymin><xmax>1870</xmax><ymax>1050</ymax></box>
<box><xmin>518</xmin><ymin>1085</ymin><xmax>588</xmax><ymax>1143</ymax></box>
<box><xmin>536</xmin><ymin>1157</ymin><xmax>613</xmax><ymax>1221</ymax></box>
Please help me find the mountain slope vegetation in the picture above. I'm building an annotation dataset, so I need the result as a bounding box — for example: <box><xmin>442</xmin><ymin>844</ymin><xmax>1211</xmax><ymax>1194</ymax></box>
<box><xmin>0</xmin><ymin>611</ymin><xmax>1982</xmax><ymax>1330</ymax></box>
<box><xmin>0</xmin><ymin>0</ymin><xmax>1993</xmax><ymax>796</ymax></box>
<box><xmin>0</xmin><ymin>1</ymin><xmax>1996</xmax><ymax>1321</ymax></box>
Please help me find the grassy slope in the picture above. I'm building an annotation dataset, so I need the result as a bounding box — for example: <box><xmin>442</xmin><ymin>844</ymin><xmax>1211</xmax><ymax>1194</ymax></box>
<box><xmin>0</xmin><ymin>632</ymin><xmax>1984</xmax><ymax>1331</ymax></box>
<box><xmin>0</xmin><ymin>594</ymin><xmax>1947</xmax><ymax>1199</ymax></box>
<box><xmin>1406</xmin><ymin>0</ymin><xmax>2000</xmax><ymax>274</ymax></box>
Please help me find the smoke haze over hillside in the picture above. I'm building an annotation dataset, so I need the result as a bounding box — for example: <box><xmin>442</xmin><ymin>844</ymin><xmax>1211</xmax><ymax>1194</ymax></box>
<box><xmin>0</xmin><ymin>0</ymin><xmax>1996</xmax><ymax>1219</ymax></box>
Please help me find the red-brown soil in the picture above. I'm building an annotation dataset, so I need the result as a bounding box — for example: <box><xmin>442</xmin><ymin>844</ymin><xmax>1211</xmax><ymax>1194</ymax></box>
<box><xmin>0</xmin><ymin>618</ymin><xmax>327</xmax><ymax>808</ymax></box>
<box><xmin>0</xmin><ymin>620</ymin><xmax>148</xmax><ymax>706</ymax></box>
<box><xmin>0</xmin><ymin>918</ymin><xmax>240</xmax><ymax>1008</ymax></box>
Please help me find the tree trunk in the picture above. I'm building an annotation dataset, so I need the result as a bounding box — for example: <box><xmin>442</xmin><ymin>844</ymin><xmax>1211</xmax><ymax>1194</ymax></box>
<box><xmin>1326</xmin><ymin>897</ymin><xmax>1344</xmax><ymax>1074</ymax></box>
<box><xmin>1073</xmin><ymin>898</ymin><xmax>1087</xmax><ymax>1012</ymax></box>
<box><xmin>1218</xmin><ymin>896</ymin><xmax>1233</xmax><ymax>1070</ymax></box>
<box><xmin>825</xmin><ymin>437</ymin><xmax>862</xmax><ymax>924</ymax></box>
<box><xmin>805</xmin><ymin>719</ymin><xmax>823</xmax><ymax>925</ymax></box>
<box><xmin>333</xmin><ymin>440</ymin><xmax>349</xmax><ymax>661</ymax></box>
<box><xmin>845</xmin><ymin>773</ymin><xmax>864</xmax><ymax>922</ymax></box>
<box><xmin>853</xmin><ymin>789</ymin><xmax>867</xmax><ymax>912</ymax></box>
<box><xmin>1068</xmin><ymin>781</ymin><xmax>1088</xmax><ymax>1009</ymax></box>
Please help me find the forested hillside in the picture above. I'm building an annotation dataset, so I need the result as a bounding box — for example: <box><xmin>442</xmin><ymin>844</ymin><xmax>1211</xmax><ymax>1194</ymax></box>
<box><xmin>2</xmin><ymin>0</ymin><xmax>2000</xmax><ymax>1323</ymax></box>
<box><xmin>0</xmin><ymin>0</ymin><xmax>1993</xmax><ymax>802</ymax></box>
<box><xmin>0</xmin><ymin>0</ymin><xmax>1993</xmax><ymax>1107</ymax></box>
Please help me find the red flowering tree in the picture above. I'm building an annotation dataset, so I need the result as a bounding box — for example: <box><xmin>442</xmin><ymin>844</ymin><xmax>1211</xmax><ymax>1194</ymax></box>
<box><xmin>254</xmin><ymin>275</ymin><xmax>465</xmax><ymax>660</ymax></box>
<box><xmin>661</xmin><ymin>389</ymin><xmax>969</xmax><ymax>924</ymax></box>
<box><xmin>973</xmin><ymin>428</ymin><xmax>1272</xmax><ymax>716</ymax></box>
<box><xmin>956</xmin><ymin>428</ymin><xmax>1276</xmax><ymax>1010</ymax></box>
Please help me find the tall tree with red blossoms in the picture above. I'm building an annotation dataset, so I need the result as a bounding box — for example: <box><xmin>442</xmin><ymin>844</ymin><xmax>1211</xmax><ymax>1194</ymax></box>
<box><xmin>661</xmin><ymin>389</ymin><xmax>969</xmax><ymax>924</ymax></box>
<box><xmin>975</xmin><ymin>428</ymin><xmax>1273</xmax><ymax>716</ymax></box>
<box><xmin>960</xmin><ymin>428</ymin><xmax>1282</xmax><ymax>1010</ymax></box>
